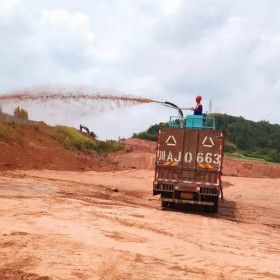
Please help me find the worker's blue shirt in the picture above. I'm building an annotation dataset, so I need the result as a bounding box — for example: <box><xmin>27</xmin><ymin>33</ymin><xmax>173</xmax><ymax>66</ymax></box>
<box><xmin>194</xmin><ymin>104</ymin><xmax>203</xmax><ymax>115</ymax></box>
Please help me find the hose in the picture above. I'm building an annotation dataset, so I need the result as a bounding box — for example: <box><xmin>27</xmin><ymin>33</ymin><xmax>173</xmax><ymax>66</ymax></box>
<box><xmin>163</xmin><ymin>101</ymin><xmax>184</xmax><ymax>117</ymax></box>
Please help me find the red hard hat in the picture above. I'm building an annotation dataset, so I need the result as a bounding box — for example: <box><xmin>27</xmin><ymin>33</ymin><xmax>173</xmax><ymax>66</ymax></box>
<box><xmin>196</xmin><ymin>95</ymin><xmax>202</xmax><ymax>101</ymax></box>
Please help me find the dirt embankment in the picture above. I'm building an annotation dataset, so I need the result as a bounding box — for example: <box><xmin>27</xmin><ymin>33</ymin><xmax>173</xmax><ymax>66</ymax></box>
<box><xmin>0</xmin><ymin>121</ymin><xmax>123</xmax><ymax>172</ymax></box>
<box><xmin>1</xmin><ymin>122</ymin><xmax>279</xmax><ymax>178</ymax></box>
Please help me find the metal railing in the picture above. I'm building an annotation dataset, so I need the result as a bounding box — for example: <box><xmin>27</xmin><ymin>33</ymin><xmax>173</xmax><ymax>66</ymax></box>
<box><xmin>169</xmin><ymin>115</ymin><xmax>215</xmax><ymax>130</ymax></box>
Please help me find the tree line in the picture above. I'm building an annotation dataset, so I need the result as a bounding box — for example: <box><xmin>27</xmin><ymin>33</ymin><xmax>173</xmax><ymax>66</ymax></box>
<box><xmin>215</xmin><ymin>114</ymin><xmax>280</xmax><ymax>163</ymax></box>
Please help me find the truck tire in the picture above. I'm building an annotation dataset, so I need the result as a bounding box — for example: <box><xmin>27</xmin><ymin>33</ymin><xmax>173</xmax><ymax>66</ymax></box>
<box><xmin>161</xmin><ymin>201</ymin><xmax>168</xmax><ymax>208</ymax></box>
<box><xmin>213</xmin><ymin>197</ymin><xmax>219</xmax><ymax>213</ymax></box>
<box><xmin>169</xmin><ymin>202</ymin><xmax>176</xmax><ymax>208</ymax></box>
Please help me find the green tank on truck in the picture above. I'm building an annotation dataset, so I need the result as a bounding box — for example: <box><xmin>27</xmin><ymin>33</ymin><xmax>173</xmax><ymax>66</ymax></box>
<box><xmin>153</xmin><ymin>115</ymin><xmax>225</xmax><ymax>213</ymax></box>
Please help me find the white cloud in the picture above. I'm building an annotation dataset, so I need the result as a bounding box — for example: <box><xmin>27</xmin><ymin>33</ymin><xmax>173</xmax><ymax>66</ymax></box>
<box><xmin>0</xmin><ymin>0</ymin><xmax>22</xmax><ymax>19</ymax></box>
<box><xmin>160</xmin><ymin>0</ymin><xmax>183</xmax><ymax>15</ymax></box>
<box><xmin>39</xmin><ymin>9</ymin><xmax>95</xmax><ymax>70</ymax></box>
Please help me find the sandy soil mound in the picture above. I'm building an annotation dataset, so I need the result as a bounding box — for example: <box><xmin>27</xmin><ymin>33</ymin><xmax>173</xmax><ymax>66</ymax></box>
<box><xmin>0</xmin><ymin>121</ymin><xmax>123</xmax><ymax>172</ymax></box>
<box><xmin>106</xmin><ymin>138</ymin><xmax>157</xmax><ymax>170</ymax></box>
<box><xmin>223</xmin><ymin>159</ymin><xmax>280</xmax><ymax>178</ymax></box>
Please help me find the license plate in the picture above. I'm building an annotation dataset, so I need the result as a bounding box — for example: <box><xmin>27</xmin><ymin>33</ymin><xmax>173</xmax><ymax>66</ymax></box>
<box><xmin>181</xmin><ymin>192</ymin><xmax>193</xmax><ymax>199</ymax></box>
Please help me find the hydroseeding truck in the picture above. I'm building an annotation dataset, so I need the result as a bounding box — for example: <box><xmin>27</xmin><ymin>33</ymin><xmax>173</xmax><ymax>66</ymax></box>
<box><xmin>153</xmin><ymin>102</ymin><xmax>225</xmax><ymax>213</ymax></box>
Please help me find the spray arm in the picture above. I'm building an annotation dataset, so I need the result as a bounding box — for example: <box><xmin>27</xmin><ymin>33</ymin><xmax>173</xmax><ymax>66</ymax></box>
<box><xmin>158</xmin><ymin>101</ymin><xmax>194</xmax><ymax>117</ymax></box>
<box><xmin>158</xmin><ymin>101</ymin><xmax>184</xmax><ymax>117</ymax></box>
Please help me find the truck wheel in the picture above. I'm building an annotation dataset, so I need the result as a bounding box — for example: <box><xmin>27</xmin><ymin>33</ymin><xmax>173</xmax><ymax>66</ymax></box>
<box><xmin>213</xmin><ymin>197</ymin><xmax>219</xmax><ymax>213</ymax></box>
<box><xmin>169</xmin><ymin>202</ymin><xmax>176</xmax><ymax>208</ymax></box>
<box><xmin>161</xmin><ymin>201</ymin><xmax>168</xmax><ymax>208</ymax></box>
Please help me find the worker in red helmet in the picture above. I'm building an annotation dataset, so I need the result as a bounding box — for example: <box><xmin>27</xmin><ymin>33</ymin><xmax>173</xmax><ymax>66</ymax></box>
<box><xmin>192</xmin><ymin>95</ymin><xmax>203</xmax><ymax>115</ymax></box>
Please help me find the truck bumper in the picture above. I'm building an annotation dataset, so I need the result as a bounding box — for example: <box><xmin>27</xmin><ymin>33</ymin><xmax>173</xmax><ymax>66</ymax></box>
<box><xmin>161</xmin><ymin>197</ymin><xmax>214</xmax><ymax>206</ymax></box>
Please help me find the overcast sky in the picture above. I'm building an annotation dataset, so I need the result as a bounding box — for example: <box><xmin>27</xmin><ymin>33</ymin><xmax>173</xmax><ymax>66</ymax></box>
<box><xmin>0</xmin><ymin>0</ymin><xmax>279</xmax><ymax>139</ymax></box>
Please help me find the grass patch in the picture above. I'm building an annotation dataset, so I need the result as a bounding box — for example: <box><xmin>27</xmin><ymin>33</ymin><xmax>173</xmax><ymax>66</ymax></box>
<box><xmin>93</xmin><ymin>141</ymin><xmax>124</xmax><ymax>153</ymax></box>
<box><xmin>55</xmin><ymin>126</ymin><xmax>96</xmax><ymax>150</ymax></box>
<box><xmin>225</xmin><ymin>148</ymin><xmax>280</xmax><ymax>163</ymax></box>
<box><xmin>0</xmin><ymin>117</ymin><xmax>22</xmax><ymax>143</ymax></box>
<box><xmin>55</xmin><ymin>126</ymin><xmax>124</xmax><ymax>153</ymax></box>
<box><xmin>225</xmin><ymin>152</ymin><xmax>267</xmax><ymax>162</ymax></box>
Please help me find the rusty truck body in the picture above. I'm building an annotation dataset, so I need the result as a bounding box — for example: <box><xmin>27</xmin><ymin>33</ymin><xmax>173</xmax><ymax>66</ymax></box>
<box><xmin>153</xmin><ymin>115</ymin><xmax>225</xmax><ymax>212</ymax></box>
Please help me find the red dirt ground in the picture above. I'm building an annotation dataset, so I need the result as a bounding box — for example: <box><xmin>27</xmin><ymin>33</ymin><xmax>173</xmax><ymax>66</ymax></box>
<box><xmin>1</xmin><ymin>123</ymin><xmax>279</xmax><ymax>279</ymax></box>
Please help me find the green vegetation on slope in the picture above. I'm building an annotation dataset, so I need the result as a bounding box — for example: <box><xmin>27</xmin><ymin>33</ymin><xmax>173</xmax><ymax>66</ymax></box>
<box><xmin>132</xmin><ymin>122</ymin><xmax>168</xmax><ymax>141</ymax></box>
<box><xmin>132</xmin><ymin>114</ymin><xmax>280</xmax><ymax>163</ymax></box>
<box><xmin>54</xmin><ymin>126</ymin><xmax>124</xmax><ymax>154</ymax></box>
<box><xmin>0</xmin><ymin>117</ymin><xmax>124</xmax><ymax>154</ymax></box>
<box><xmin>13</xmin><ymin>106</ymin><xmax>28</xmax><ymax>120</ymax></box>
<box><xmin>0</xmin><ymin>117</ymin><xmax>22</xmax><ymax>143</ymax></box>
<box><xmin>215</xmin><ymin>114</ymin><xmax>280</xmax><ymax>163</ymax></box>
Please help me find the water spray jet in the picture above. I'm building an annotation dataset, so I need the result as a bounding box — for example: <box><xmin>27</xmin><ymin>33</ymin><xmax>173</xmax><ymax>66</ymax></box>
<box><xmin>0</xmin><ymin>89</ymin><xmax>192</xmax><ymax>118</ymax></box>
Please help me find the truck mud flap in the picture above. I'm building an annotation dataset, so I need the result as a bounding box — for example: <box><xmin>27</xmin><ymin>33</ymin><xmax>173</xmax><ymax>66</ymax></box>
<box><xmin>161</xmin><ymin>198</ymin><xmax>214</xmax><ymax>206</ymax></box>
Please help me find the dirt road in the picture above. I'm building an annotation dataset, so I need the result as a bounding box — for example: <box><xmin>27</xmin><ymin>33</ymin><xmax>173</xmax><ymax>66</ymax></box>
<box><xmin>0</xmin><ymin>170</ymin><xmax>279</xmax><ymax>280</ymax></box>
